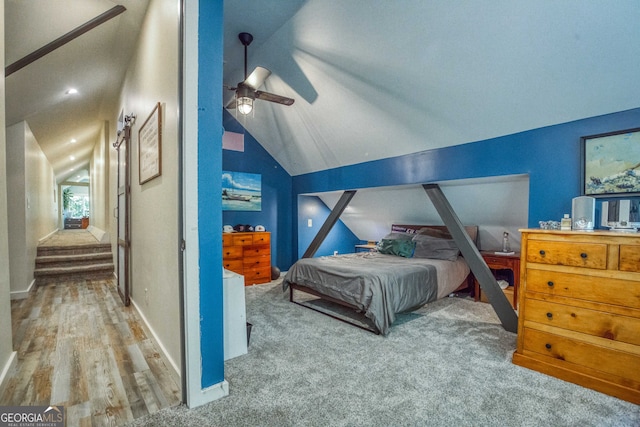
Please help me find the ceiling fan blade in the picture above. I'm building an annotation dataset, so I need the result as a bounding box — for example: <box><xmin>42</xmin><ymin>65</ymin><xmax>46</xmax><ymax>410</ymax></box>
<box><xmin>243</xmin><ymin>66</ymin><xmax>271</xmax><ymax>90</ymax></box>
<box><xmin>255</xmin><ymin>91</ymin><xmax>295</xmax><ymax>106</ymax></box>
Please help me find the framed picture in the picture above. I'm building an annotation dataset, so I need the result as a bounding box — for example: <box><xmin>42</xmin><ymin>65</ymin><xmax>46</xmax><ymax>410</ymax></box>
<box><xmin>581</xmin><ymin>127</ymin><xmax>640</xmax><ymax>197</ymax></box>
<box><xmin>138</xmin><ymin>102</ymin><xmax>162</xmax><ymax>184</ymax></box>
<box><xmin>222</xmin><ymin>171</ymin><xmax>261</xmax><ymax>211</ymax></box>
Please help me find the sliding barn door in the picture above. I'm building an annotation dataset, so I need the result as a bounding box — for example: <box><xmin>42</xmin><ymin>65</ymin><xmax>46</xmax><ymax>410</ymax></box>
<box><xmin>115</xmin><ymin>117</ymin><xmax>132</xmax><ymax>306</ymax></box>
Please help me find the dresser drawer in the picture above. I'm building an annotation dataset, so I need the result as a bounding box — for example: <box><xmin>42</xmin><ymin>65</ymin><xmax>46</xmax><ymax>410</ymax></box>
<box><xmin>620</xmin><ymin>245</ymin><xmax>640</xmax><ymax>273</ymax></box>
<box><xmin>522</xmin><ymin>327</ymin><xmax>640</xmax><ymax>383</ymax></box>
<box><xmin>244</xmin><ymin>245</ymin><xmax>270</xmax><ymax>258</ymax></box>
<box><xmin>526</xmin><ymin>268</ymin><xmax>640</xmax><ymax>309</ymax></box>
<box><xmin>233</xmin><ymin>234</ymin><xmax>254</xmax><ymax>246</ymax></box>
<box><xmin>527</xmin><ymin>240</ymin><xmax>607</xmax><ymax>269</ymax></box>
<box><xmin>222</xmin><ymin>234</ymin><xmax>233</xmax><ymax>247</ymax></box>
<box><xmin>223</xmin><ymin>245</ymin><xmax>243</xmax><ymax>259</ymax></box>
<box><xmin>244</xmin><ymin>266</ymin><xmax>271</xmax><ymax>285</ymax></box>
<box><xmin>480</xmin><ymin>254</ymin><xmax>516</xmax><ymax>266</ymax></box>
<box><xmin>523</xmin><ymin>298</ymin><xmax>640</xmax><ymax>346</ymax></box>
<box><xmin>243</xmin><ymin>255</ymin><xmax>270</xmax><ymax>269</ymax></box>
<box><xmin>252</xmin><ymin>232</ymin><xmax>271</xmax><ymax>245</ymax></box>
<box><xmin>223</xmin><ymin>260</ymin><xmax>243</xmax><ymax>274</ymax></box>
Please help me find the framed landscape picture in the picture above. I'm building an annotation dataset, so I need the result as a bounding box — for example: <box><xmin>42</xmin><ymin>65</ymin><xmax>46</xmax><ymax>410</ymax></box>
<box><xmin>581</xmin><ymin>127</ymin><xmax>640</xmax><ymax>197</ymax></box>
<box><xmin>222</xmin><ymin>171</ymin><xmax>261</xmax><ymax>211</ymax></box>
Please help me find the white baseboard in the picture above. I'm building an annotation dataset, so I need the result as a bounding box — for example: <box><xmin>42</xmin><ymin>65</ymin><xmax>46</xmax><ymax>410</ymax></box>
<box><xmin>38</xmin><ymin>228</ymin><xmax>59</xmax><ymax>244</ymax></box>
<box><xmin>10</xmin><ymin>279</ymin><xmax>36</xmax><ymax>300</ymax></box>
<box><xmin>0</xmin><ymin>351</ymin><xmax>18</xmax><ymax>398</ymax></box>
<box><xmin>188</xmin><ymin>380</ymin><xmax>229</xmax><ymax>408</ymax></box>
<box><xmin>130</xmin><ymin>298</ymin><xmax>181</xmax><ymax>386</ymax></box>
<box><xmin>86</xmin><ymin>225</ymin><xmax>110</xmax><ymax>243</ymax></box>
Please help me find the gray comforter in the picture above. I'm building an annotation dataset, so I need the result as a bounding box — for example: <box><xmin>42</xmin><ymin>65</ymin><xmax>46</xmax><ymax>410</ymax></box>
<box><xmin>282</xmin><ymin>252</ymin><xmax>438</xmax><ymax>335</ymax></box>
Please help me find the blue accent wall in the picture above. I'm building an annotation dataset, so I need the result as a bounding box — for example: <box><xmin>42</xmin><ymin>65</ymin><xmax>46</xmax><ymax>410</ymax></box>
<box><xmin>292</xmin><ymin>108</ymin><xmax>640</xmax><ymax>262</ymax></box>
<box><xmin>198</xmin><ymin>0</ymin><xmax>224</xmax><ymax>389</ymax></box>
<box><xmin>297</xmin><ymin>195</ymin><xmax>360</xmax><ymax>258</ymax></box>
<box><xmin>222</xmin><ymin>110</ymin><xmax>294</xmax><ymax>270</ymax></box>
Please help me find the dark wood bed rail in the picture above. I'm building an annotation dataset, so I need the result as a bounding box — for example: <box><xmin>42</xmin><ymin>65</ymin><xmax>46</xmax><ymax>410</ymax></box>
<box><xmin>289</xmin><ymin>284</ymin><xmax>380</xmax><ymax>334</ymax></box>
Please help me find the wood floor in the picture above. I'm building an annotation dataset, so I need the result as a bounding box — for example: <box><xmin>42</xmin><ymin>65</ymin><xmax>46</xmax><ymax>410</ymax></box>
<box><xmin>1</xmin><ymin>278</ymin><xmax>181</xmax><ymax>426</ymax></box>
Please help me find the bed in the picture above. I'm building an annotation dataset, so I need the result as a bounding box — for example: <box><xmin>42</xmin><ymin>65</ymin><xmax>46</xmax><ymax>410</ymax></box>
<box><xmin>282</xmin><ymin>225</ymin><xmax>478</xmax><ymax>335</ymax></box>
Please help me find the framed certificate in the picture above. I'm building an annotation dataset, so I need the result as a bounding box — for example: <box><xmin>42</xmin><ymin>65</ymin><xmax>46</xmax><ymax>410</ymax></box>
<box><xmin>138</xmin><ymin>102</ymin><xmax>162</xmax><ymax>184</ymax></box>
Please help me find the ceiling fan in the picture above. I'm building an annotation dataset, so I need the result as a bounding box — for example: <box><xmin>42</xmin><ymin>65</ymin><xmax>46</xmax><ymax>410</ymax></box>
<box><xmin>225</xmin><ymin>32</ymin><xmax>295</xmax><ymax>115</ymax></box>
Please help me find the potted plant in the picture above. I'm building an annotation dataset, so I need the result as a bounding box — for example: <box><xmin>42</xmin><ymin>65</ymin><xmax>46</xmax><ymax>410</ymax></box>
<box><xmin>62</xmin><ymin>188</ymin><xmax>73</xmax><ymax>218</ymax></box>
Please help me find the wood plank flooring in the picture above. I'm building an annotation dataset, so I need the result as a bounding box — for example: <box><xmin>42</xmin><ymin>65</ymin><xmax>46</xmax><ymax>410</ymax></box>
<box><xmin>1</xmin><ymin>278</ymin><xmax>181</xmax><ymax>426</ymax></box>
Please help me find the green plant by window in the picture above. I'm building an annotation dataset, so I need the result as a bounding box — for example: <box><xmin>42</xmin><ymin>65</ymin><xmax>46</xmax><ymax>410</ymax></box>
<box><xmin>63</xmin><ymin>188</ymin><xmax>73</xmax><ymax>210</ymax></box>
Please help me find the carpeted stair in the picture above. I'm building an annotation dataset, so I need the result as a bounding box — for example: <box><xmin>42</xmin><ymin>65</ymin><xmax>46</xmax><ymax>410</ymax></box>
<box><xmin>34</xmin><ymin>243</ymin><xmax>114</xmax><ymax>284</ymax></box>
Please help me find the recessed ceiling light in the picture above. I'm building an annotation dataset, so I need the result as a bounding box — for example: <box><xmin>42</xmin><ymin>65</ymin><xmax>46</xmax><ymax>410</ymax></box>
<box><xmin>70</xmin><ymin>138</ymin><xmax>77</xmax><ymax>143</ymax></box>
<box><xmin>69</xmin><ymin>168</ymin><xmax>74</xmax><ymax>171</ymax></box>
<box><xmin>70</xmin><ymin>155</ymin><xmax>75</xmax><ymax>160</ymax></box>
<box><xmin>66</xmin><ymin>88</ymin><xmax>78</xmax><ymax>95</ymax></box>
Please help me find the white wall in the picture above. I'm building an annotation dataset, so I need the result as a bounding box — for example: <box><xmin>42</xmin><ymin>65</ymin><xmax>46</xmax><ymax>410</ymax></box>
<box><xmin>110</xmin><ymin>0</ymin><xmax>181</xmax><ymax>375</ymax></box>
<box><xmin>5</xmin><ymin>123</ymin><xmax>27</xmax><ymax>294</ymax></box>
<box><xmin>5</xmin><ymin>121</ymin><xmax>57</xmax><ymax>295</ymax></box>
<box><xmin>25</xmin><ymin>123</ymin><xmax>57</xmax><ymax>246</ymax></box>
<box><xmin>318</xmin><ymin>175</ymin><xmax>529</xmax><ymax>251</ymax></box>
<box><xmin>0</xmin><ymin>0</ymin><xmax>18</xmax><ymax>394</ymax></box>
<box><xmin>90</xmin><ymin>121</ymin><xmax>110</xmax><ymax>232</ymax></box>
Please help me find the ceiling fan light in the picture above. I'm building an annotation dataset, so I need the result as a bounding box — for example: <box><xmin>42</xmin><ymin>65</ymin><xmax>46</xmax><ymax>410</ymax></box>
<box><xmin>237</xmin><ymin>96</ymin><xmax>253</xmax><ymax>115</ymax></box>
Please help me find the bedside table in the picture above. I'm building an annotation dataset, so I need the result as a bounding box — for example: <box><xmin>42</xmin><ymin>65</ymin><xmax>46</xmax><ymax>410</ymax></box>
<box><xmin>474</xmin><ymin>251</ymin><xmax>521</xmax><ymax>309</ymax></box>
<box><xmin>355</xmin><ymin>243</ymin><xmax>377</xmax><ymax>252</ymax></box>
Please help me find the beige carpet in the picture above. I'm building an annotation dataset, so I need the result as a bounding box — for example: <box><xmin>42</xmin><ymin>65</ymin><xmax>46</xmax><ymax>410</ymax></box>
<box><xmin>39</xmin><ymin>230</ymin><xmax>99</xmax><ymax>247</ymax></box>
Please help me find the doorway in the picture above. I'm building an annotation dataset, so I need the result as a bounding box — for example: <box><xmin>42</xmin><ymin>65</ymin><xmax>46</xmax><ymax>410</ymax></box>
<box><xmin>61</xmin><ymin>183</ymin><xmax>90</xmax><ymax>229</ymax></box>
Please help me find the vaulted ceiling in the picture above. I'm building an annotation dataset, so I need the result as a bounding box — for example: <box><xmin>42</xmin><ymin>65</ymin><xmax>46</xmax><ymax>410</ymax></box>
<box><xmin>4</xmin><ymin>0</ymin><xmax>149</xmax><ymax>183</ymax></box>
<box><xmin>223</xmin><ymin>1</ymin><xmax>640</xmax><ymax>176</ymax></box>
<box><xmin>5</xmin><ymin>1</ymin><xmax>640</xmax><ymax>184</ymax></box>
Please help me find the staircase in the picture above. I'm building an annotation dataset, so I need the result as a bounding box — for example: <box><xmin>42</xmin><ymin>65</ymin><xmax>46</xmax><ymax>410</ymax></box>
<box><xmin>34</xmin><ymin>243</ymin><xmax>115</xmax><ymax>284</ymax></box>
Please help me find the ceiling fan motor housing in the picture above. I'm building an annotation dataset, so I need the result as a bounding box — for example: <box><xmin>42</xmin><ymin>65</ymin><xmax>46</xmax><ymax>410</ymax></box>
<box><xmin>236</xmin><ymin>83</ymin><xmax>254</xmax><ymax>100</ymax></box>
<box><xmin>239</xmin><ymin>32</ymin><xmax>253</xmax><ymax>46</ymax></box>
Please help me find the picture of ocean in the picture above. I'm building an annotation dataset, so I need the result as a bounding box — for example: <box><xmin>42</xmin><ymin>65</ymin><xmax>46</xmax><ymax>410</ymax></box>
<box><xmin>222</xmin><ymin>171</ymin><xmax>262</xmax><ymax>211</ymax></box>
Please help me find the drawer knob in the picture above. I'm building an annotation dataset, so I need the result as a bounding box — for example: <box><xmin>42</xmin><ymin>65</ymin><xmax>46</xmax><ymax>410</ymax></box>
<box><xmin>547</xmin><ymin>281</ymin><xmax>554</xmax><ymax>287</ymax></box>
<box><xmin>580</xmin><ymin>252</ymin><xmax>587</xmax><ymax>259</ymax></box>
<box><xmin>546</xmin><ymin>312</ymin><xmax>553</xmax><ymax>319</ymax></box>
<box><xmin>539</xmin><ymin>250</ymin><xmax>546</xmax><ymax>256</ymax></box>
<box><xmin>545</xmin><ymin>343</ymin><xmax>552</xmax><ymax>350</ymax></box>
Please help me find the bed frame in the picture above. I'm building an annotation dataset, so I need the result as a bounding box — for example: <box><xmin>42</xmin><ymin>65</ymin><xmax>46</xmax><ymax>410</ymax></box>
<box><xmin>288</xmin><ymin>224</ymin><xmax>479</xmax><ymax>334</ymax></box>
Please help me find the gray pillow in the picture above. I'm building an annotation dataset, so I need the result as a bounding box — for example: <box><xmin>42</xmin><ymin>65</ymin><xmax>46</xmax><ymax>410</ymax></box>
<box><xmin>412</xmin><ymin>234</ymin><xmax>459</xmax><ymax>261</ymax></box>
<box><xmin>416</xmin><ymin>227</ymin><xmax>451</xmax><ymax>239</ymax></box>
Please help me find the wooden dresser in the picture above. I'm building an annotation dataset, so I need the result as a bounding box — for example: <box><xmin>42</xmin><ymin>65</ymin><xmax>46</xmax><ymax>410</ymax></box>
<box><xmin>512</xmin><ymin>229</ymin><xmax>640</xmax><ymax>404</ymax></box>
<box><xmin>223</xmin><ymin>232</ymin><xmax>271</xmax><ymax>285</ymax></box>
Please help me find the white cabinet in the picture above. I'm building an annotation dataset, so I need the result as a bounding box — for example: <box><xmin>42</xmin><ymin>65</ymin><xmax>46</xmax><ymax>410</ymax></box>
<box><xmin>223</xmin><ymin>269</ymin><xmax>248</xmax><ymax>360</ymax></box>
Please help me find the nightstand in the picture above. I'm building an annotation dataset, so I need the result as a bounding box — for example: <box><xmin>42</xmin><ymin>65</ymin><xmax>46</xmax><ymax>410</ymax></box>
<box><xmin>355</xmin><ymin>243</ymin><xmax>377</xmax><ymax>252</ymax></box>
<box><xmin>475</xmin><ymin>251</ymin><xmax>521</xmax><ymax>309</ymax></box>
